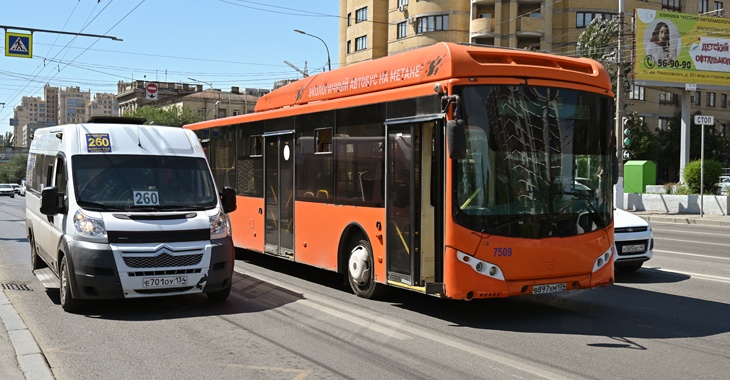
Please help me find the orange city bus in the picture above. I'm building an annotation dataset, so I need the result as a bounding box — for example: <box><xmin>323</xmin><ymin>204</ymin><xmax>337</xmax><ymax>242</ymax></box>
<box><xmin>184</xmin><ymin>42</ymin><xmax>617</xmax><ymax>300</ymax></box>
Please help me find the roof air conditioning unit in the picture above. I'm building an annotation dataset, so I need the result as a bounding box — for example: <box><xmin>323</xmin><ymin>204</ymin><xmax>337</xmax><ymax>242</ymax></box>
<box><xmin>398</xmin><ymin>4</ymin><xmax>407</xmax><ymax>12</ymax></box>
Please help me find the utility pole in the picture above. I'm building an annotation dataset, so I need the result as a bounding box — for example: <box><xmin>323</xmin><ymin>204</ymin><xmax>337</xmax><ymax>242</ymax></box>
<box><xmin>615</xmin><ymin>0</ymin><xmax>626</xmax><ymax>209</ymax></box>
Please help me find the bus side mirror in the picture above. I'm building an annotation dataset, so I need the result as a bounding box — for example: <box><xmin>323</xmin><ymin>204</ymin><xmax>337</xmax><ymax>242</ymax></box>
<box><xmin>40</xmin><ymin>186</ymin><xmax>66</xmax><ymax>215</ymax></box>
<box><xmin>220</xmin><ymin>187</ymin><xmax>237</xmax><ymax>214</ymax></box>
<box><xmin>612</xmin><ymin>155</ymin><xmax>619</xmax><ymax>185</ymax></box>
<box><xmin>447</xmin><ymin>119</ymin><xmax>466</xmax><ymax>159</ymax></box>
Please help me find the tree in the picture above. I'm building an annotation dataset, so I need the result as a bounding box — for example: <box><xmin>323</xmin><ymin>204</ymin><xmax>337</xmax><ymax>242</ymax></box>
<box><xmin>3</xmin><ymin>132</ymin><xmax>13</xmax><ymax>148</ymax></box>
<box><xmin>127</xmin><ymin>106</ymin><xmax>202</xmax><ymax>128</ymax></box>
<box><xmin>576</xmin><ymin>17</ymin><xmax>626</xmax><ymax>95</ymax></box>
<box><xmin>622</xmin><ymin>111</ymin><xmax>658</xmax><ymax>163</ymax></box>
<box><xmin>0</xmin><ymin>154</ymin><xmax>28</xmax><ymax>183</ymax></box>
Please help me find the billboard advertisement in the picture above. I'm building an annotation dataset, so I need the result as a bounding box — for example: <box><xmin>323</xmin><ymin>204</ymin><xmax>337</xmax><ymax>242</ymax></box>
<box><xmin>634</xmin><ymin>8</ymin><xmax>730</xmax><ymax>88</ymax></box>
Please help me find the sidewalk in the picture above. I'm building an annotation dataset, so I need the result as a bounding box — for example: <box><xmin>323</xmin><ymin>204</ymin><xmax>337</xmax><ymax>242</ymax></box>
<box><xmin>0</xmin><ymin>291</ymin><xmax>55</xmax><ymax>380</ymax></box>
<box><xmin>629</xmin><ymin>210</ymin><xmax>730</xmax><ymax>227</ymax></box>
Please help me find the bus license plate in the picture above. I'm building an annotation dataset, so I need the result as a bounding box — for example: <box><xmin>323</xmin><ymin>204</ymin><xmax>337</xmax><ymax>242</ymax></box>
<box><xmin>532</xmin><ymin>283</ymin><xmax>566</xmax><ymax>294</ymax></box>
<box><xmin>622</xmin><ymin>244</ymin><xmax>645</xmax><ymax>253</ymax></box>
<box><xmin>142</xmin><ymin>276</ymin><xmax>188</xmax><ymax>288</ymax></box>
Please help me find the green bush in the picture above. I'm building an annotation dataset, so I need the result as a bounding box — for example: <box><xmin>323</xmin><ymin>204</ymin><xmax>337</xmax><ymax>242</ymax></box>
<box><xmin>683</xmin><ymin>159</ymin><xmax>723</xmax><ymax>193</ymax></box>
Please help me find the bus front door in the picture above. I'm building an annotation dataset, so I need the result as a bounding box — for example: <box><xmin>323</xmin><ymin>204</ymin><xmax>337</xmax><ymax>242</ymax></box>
<box><xmin>264</xmin><ymin>133</ymin><xmax>294</xmax><ymax>258</ymax></box>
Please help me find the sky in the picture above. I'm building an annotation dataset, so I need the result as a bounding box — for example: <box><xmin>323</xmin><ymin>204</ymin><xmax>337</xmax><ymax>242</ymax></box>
<box><xmin>0</xmin><ymin>0</ymin><xmax>340</xmax><ymax>135</ymax></box>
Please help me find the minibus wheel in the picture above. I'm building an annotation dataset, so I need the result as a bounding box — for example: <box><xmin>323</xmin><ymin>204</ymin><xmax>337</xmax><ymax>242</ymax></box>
<box><xmin>347</xmin><ymin>236</ymin><xmax>385</xmax><ymax>299</ymax></box>
<box><xmin>29</xmin><ymin>232</ymin><xmax>42</xmax><ymax>271</ymax></box>
<box><xmin>206</xmin><ymin>282</ymin><xmax>232</xmax><ymax>302</ymax></box>
<box><xmin>60</xmin><ymin>256</ymin><xmax>82</xmax><ymax>312</ymax></box>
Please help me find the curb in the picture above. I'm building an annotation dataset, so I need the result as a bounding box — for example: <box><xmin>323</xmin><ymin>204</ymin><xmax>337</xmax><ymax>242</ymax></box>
<box><xmin>0</xmin><ymin>291</ymin><xmax>55</xmax><ymax>380</ymax></box>
<box><xmin>637</xmin><ymin>214</ymin><xmax>730</xmax><ymax>227</ymax></box>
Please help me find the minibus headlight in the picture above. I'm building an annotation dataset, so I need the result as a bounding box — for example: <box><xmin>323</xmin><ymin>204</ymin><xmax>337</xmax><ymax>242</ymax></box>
<box><xmin>73</xmin><ymin>210</ymin><xmax>107</xmax><ymax>238</ymax></box>
<box><xmin>210</xmin><ymin>212</ymin><xmax>231</xmax><ymax>239</ymax></box>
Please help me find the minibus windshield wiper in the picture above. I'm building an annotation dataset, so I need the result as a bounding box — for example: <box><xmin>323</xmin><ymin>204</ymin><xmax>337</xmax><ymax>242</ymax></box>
<box><xmin>76</xmin><ymin>200</ymin><xmax>128</xmax><ymax>211</ymax></box>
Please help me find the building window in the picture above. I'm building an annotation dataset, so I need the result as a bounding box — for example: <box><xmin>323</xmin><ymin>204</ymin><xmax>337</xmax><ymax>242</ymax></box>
<box><xmin>722</xmin><ymin>123</ymin><xmax>728</xmax><ymax>137</ymax></box>
<box><xmin>347</xmin><ymin>40</ymin><xmax>351</xmax><ymax>54</ymax></box>
<box><xmin>694</xmin><ymin>91</ymin><xmax>702</xmax><ymax>106</ymax></box>
<box><xmin>700</xmin><ymin>0</ymin><xmax>710</xmax><ymax>12</ymax></box>
<box><xmin>576</xmin><ymin>12</ymin><xmax>617</xmax><ymax>28</ymax></box>
<box><xmin>397</xmin><ymin>22</ymin><xmax>407</xmax><ymax>39</ymax></box>
<box><xmin>416</xmin><ymin>15</ymin><xmax>449</xmax><ymax>34</ymax></box>
<box><xmin>708</xmin><ymin>92</ymin><xmax>716</xmax><ymax>107</ymax></box>
<box><xmin>355</xmin><ymin>35</ymin><xmax>367</xmax><ymax>51</ymax></box>
<box><xmin>355</xmin><ymin>7</ymin><xmax>367</xmax><ymax>23</ymax></box>
<box><xmin>659</xmin><ymin>91</ymin><xmax>678</xmax><ymax>105</ymax></box>
<box><xmin>630</xmin><ymin>85</ymin><xmax>646</xmax><ymax>101</ymax></box>
<box><xmin>347</xmin><ymin>13</ymin><xmax>352</xmax><ymax>26</ymax></box>
<box><xmin>715</xmin><ymin>2</ymin><xmax>724</xmax><ymax>12</ymax></box>
<box><xmin>663</xmin><ymin>0</ymin><xmax>681</xmax><ymax>11</ymax></box>
<box><xmin>658</xmin><ymin>117</ymin><xmax>671</xmax><ymax>130</ymax></box>
<box><xmin>721</xmin><ymin>93</ymin><xmax>727</xmax><ymax>108</ymax></box>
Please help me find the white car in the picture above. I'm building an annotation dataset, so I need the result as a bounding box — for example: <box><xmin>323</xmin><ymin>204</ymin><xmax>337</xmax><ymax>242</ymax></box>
<box><xmin>717</xmin><ymin>176</ymin><xmax>730</xmax><ymax>195</ymax></box>
<box><xmin>0</xmin><ymin>183</ymin><xmax>15</xmax><ymax>198</ymax></box>
<box><xmin>613</xmin><ymin>208</ymin><xmax>654</xmax><ymax>272</ymax></box>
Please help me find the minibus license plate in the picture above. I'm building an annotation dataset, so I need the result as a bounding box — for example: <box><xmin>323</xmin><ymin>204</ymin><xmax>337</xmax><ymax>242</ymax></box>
<box><xmin>532</xmin><ymin>283</ymin><xmax>566</xmax><ymax>294</ymax></box>
<box><xmin>622</xmin><ymin>244</ymin><xmax>645</xmax><ymax>253</ymax></box>
<box><xmin>142</xmin><ymin>276</ymin><xmax>188</xmax><ymax>288</ymax></box>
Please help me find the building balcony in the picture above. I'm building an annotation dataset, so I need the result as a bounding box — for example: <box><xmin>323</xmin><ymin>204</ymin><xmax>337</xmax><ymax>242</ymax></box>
<box><xmin>517</xmin><ymin>16</ymin><xmax>544</xmax><ymax>36</ymax></box>
<box><xmin>472</xmin><ymin>0</ymin><xmax>496</xmax><ymax>4</ymax></box>
<box><xmin>470</xmin><ymin>17</ymin><xmax>494</xmax><ymax>38</ymax></box>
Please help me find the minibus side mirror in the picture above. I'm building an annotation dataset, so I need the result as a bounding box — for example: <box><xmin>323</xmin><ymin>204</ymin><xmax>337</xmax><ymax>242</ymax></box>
<box><xmin>40</xmin><ymin>186</ymin><xmax>66</xmax><ymax>215</ymax></box>
<box><xmin>220</xmin><ymin>187</ymin><xmax>237</xmax><ymax>214</ymax></box>
<box><xmin>447</xmin><ymin>119</ymin><xmax>466</xmax><ymax>159</ymax></box>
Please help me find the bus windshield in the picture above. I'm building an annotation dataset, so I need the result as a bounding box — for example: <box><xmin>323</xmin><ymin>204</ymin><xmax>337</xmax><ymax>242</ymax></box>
<box><xmin>73</xmin><ymin>155</ymin><xmax>218</xmax><ymax>211</ymax></box>
<box><xmin>453</xmin><ymin>85</ymin><xmax>614</xmax><ymax>238</ymax></box>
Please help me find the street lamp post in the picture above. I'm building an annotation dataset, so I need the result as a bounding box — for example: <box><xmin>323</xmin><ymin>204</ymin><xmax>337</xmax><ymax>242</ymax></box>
<box><xmin>294</xmin><ymin>29</ymin><xmax>331</xmax><ymax>71</ymax></box>
<box><xmin>188</xmin><ymin>77</ymin><xmax>217</xmax><ymax>119</ymax></box>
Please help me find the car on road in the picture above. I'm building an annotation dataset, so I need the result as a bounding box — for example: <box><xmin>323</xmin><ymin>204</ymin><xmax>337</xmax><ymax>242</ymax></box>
<box><xmin>717</xmin><ymin>175</ymin><xmax>730</xmax><ymax>195</ymax></box>
<box><xmin>0</xmin><ymin>183</ymin><xmax>15</xmax><ymax>198</ymax></box>
<box><xmin>10</xmin><ymin>184</ymin><xmax>20</xmax><ymax>194</ymax></box>
<box><xmin>18</xmin><ymin>182</ymin><xmax>25</xmax><ymax>196</ymax></box>
<box><xmin>613</xmin><ymin>208</ymin><xmax>653</xmax><ymax>272</ymax></box>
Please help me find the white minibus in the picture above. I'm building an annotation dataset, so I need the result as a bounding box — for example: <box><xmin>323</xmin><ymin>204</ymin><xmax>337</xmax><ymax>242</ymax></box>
<box><xmin>26</xmin><ymin>117</ymin><xmax>237</xmax><ymax>312</ymax></box>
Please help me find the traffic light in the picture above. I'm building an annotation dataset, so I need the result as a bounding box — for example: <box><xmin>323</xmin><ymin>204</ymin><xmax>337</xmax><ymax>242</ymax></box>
<box><xmin>622</xmin><ymin>117</ymin><xmax>632</xmax><ymax>148</ymax></box>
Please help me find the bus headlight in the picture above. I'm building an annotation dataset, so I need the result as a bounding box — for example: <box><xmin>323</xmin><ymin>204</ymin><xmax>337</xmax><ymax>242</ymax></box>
<box><xmin>73</xmin><ymin>209</ymin><xmax>107</xmax><ymax>238</ymax></box>
<box><xmin>210</xmin><ymin>212</ymin><xmax>231</xmax><ymax>239</ymax></box>
<box><xmin>456</xmin><ymin>251</ymin><xmax>505</xmax><ymax>280</ymax></box>
<box><xmin>592</xmin><ymin>246</ymin><xmax>614</xmax><ymax>272</ymax></box>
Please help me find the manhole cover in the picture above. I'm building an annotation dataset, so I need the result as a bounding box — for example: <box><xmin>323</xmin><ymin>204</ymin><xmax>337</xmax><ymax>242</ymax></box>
<box><xmin>1</xmin><ymin>283</ymin><xmax>32</xmax><ymax>291</ymax></box>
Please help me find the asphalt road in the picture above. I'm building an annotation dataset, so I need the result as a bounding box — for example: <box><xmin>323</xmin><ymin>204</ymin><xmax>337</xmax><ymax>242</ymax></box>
<box><xmin>2</xmin><ymin>195</ymin><xmax>729</xmax><ymax>380</ymax></box>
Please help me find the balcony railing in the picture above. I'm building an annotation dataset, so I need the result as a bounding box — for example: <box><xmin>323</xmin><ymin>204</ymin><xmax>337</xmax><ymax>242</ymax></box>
<box><xmin>470</xmin><ymin>17</ymin><xmax>493</xmax><ymax>38</ymax></box>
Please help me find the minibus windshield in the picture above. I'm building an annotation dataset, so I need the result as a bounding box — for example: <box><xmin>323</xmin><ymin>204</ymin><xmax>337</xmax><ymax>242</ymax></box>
<box><xmin>73</xmin><ymin>155</ymin><xmax>218</xmax><ymax>211</ymax></box>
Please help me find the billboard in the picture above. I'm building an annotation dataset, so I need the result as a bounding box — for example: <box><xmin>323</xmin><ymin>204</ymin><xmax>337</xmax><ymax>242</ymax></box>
<box><xmin>634</xmin><ymin>8</ymin><xmax>730</xmax><ymax>88</ymax></box>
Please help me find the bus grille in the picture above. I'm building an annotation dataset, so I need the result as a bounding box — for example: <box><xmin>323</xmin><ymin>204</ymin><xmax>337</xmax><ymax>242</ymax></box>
<box><xmin>123</xmin><ymin>252</ymin><xmax>203</xmax><ymax>268</ymax></box>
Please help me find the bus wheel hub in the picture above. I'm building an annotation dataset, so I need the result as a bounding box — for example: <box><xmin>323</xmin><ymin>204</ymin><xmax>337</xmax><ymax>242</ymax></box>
<box><xmin>348</xmin><ymin>245</ymin><xmax>370</xmax><ymax>285</ymax></box>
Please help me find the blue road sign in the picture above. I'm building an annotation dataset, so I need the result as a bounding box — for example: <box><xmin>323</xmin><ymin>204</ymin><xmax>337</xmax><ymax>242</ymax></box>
<box><xmin>6</xmin><ymin>32</ymin><xmax>32</xmax><ymax>58</ymax></box>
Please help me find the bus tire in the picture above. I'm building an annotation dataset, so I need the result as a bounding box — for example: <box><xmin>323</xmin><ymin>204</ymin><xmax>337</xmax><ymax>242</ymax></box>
<box><xmin>60</xmin><ymin>256</ymin><xmax>82</xmax><ymax>312</ymax></box>
<box><xmin>347</xmin><ymin>236</ymin><xmax>385</xmax><ymax>299</ymax></box>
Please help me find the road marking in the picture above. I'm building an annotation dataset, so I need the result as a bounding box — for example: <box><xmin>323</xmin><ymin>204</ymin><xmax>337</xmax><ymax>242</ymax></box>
<box><xmin>654</xmin><ymin>229</ymin><xmax>730</xmax><ymax>238</ymax></box>
<box><xmin>654</xmin><ymin>249</ymin><xmax>730</xmax><ymax>261</ymax></box>
<box><xmin>657</xmin><ymin>238</ymin><xmax>730</xmax><ymax>248</ymax></box>
<box><xmin>234</xmin><ymin>266</ymin><xmax>570</xmax><ymax>380</ymax></box>
<box><xmin>647</xmin><ymin>267</ymin><xmax>730</xmax><ymax>284</ymax></box>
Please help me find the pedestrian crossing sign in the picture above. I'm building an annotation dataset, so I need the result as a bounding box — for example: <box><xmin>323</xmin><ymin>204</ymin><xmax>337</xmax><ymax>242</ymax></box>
<box><xmin>5</xmin><ymin>32</ymin><xmax>32</xmax><ymax>58</ymax></box>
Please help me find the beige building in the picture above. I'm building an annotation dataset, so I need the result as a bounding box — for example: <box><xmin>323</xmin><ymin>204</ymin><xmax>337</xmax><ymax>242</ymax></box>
<box><xmin>88</xmin><ymin>93</ymin><xmax>120</xmax><ymax>119</ymax></box>
<box><xmin>116</xmin><ymin>80</ymin><xmax>267</xmax><ymax>121</ymax></box>
<box><xmin>10</xmin><ymin>96</ymin><xmax>51</xmax><ymax>147</ymax></box>
<box><xmin>339</xmin><ymin>0</ymin><xmax>730</xmax><ymax>137</ymax></box>
<box><xmin>58</xmin><ymin>86</ymin><xmax>91</xmax><ymax>125</ymax></box>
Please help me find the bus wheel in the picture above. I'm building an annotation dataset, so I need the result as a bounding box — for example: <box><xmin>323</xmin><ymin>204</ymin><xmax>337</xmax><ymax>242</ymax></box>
<box><xmin>60</xmin><ymin>256</ymin><xmax>82</xmax><ymax>312</ymax></box>
<box><xmin>347</xmin><ymin>237</ymin><xmax>384</xmax><ymax>299</ymax></box>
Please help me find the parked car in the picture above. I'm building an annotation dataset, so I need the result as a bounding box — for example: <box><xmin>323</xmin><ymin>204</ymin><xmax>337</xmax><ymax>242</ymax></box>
<box><xmin>10</xmin><ymin>184</ymin><xmax>20</xmax><ymax>194</ymax></box>
<box><xmin>717</xmin><ymin>175</ymin><xmax>730</xmax><ymax>195</ymax></box>
<box><xmin>18</xmin><ymin>182</ymin><xmax>26</xmax><ymax>196</ymax></box>
<box><xmin>0</xmin><ymin>184</ymin><xmax>15</xmax><ymax>198</ymax></box>
<box><xmin>613</xmin><ymin>208</ymin><xmax>653</xmax><ymax>272</ymax></box>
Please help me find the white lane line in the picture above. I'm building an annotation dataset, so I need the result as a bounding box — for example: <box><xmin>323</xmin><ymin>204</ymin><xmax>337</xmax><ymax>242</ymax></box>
<box><xmin>654</xmin><ymin>249</ymin><xmax>730</xmax><ymax>261</ymax></box>
<box><xmin>657</xmin><ymin>238</ymin><xmax>730</xmax><ymax>247</ymax></box>
<box><xmin>235</xmin><ymin>266</ymin><xmax>570</xmax><ymax>380</ymax></box>
<box><xmin>647</xmin><ymin>267</ymin><xmax>730</xmax><ymax>284</ymax></box>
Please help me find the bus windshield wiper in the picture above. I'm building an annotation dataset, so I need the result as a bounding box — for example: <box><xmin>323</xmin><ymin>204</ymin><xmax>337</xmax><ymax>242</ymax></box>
<box><xmin>482</xmin><ymin>214</ymin><xmax>533</xmax><ymax>233</ymax></box>
<box><xmin>561</xmin><ymin>191</ymin><xmax>605</xmax><ymax>228</ymax></box>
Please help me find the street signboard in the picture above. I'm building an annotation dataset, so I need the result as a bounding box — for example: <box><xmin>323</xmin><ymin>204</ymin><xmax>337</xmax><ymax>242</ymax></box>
<box><xmin>5</xmin><ymin>32</ymin><xmax>32</xmax><ymax>58</ymax></box>
<box><xmin>146</xmin><ymin>83</ymin><xmax>158</xmax><ymax>100</ymax></box>
<box><xmin>694</xmin><ymin>115</ymin><xmax>714</xmax><ymax>125</ymax></box>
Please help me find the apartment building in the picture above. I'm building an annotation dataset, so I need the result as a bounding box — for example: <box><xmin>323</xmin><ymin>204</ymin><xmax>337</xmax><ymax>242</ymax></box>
<box><xmin>88</xmin><ymin>93</ymin><xmax>120</xmax><ymax>119</ymax></box>
<box><xmin>339</xmin><ymin>0</ymin><xmax>730</xmax><ymax>136</ymax></box>
<box><xmin>58</xmin><ymin>86</ymin><xmax>91</xmax><ymax>125</ymax></box>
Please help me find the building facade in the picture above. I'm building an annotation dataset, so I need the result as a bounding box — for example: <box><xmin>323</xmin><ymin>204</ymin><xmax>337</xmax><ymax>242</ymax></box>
<box><xmin>58</xmin><ymin>86</ymin><xmax>91</xmax><ymax>125</ymax></box>
<box><xmin>338</xmin><ymin>0</ymin><xmax>730</xmax><ymax>137</ymax></box>
<box><xmin>88</xmin><ymin>93</ymin><xmax>120</xmax><ymax>119</ymax></box>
